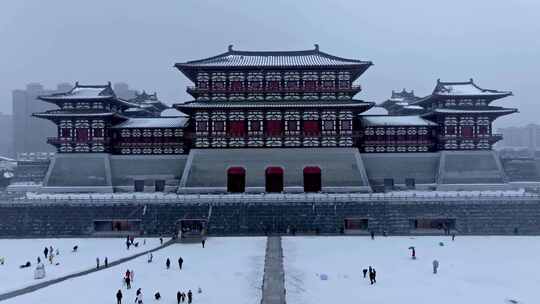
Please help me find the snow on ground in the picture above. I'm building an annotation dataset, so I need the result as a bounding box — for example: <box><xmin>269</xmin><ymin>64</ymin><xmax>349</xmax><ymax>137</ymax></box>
<box><xmin>0</xmin><ymin>238</ymin><xmax>164</xmax><ymax>294</ymax></box>
<box><xmin>283</xmin><ymin>236</ymin><xmax>540</xmax><ymax>304</ymax></box>
<box><xmin>3</xmin><ymin>237</ymin><xmax>266</xmax><ymax>304</ymax></box>
<box><xmin>20</xmin><ymin>188</ymin><xmax>534</xmax><ymax>202</ymax></box>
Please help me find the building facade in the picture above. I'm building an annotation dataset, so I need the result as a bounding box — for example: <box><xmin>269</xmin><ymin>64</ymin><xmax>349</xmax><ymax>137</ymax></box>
<box><xmin>29</xmin><ymin>46</ymin><xmax>517</xmax><ymax>193</ymax></box>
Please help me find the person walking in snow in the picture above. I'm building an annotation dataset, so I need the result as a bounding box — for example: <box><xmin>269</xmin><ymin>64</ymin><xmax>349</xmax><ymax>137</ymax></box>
<box><xmin>160</xmin><ymin>237</ymin><xmax>164</xmax><ymax>245</ymax></box>
<box><xmin>187</xmin><ymin>290</ymin><xmax>192</xmax><ymax>304</ymax></box>
<box><xmin>134</xmin><ymin>291</ymin><xmax>143</xmax><ymax>304</ymax></box>
<box><xmin>147</xmin><ymin>253</ymin><xmax>153</xmax><ymax>263</ymax></box>
<box><xmin>126</xmin><ymin>240</ymin><xmax>131</xmax><ymax>250</ymax></box>
<box><xmin>43</xmin><ymin>247</ymin><xmax>49</xmax><ymax>259</ymax></box>
<box><xmin>96</xmin><ymin>257</ymin><xmax>100</xmax><ymax>269</ymax></box>
<box><xmin>166</xmin><ymin>258</ymin><xmax>171</xmax><ymax>269</ymax></box>
<box><xmin>202</xmin><ymin>239</ymin><xmax>206</xmax><ymax>248</ymax></box>
<box><xmin>432</xmin><ymin>259</ymin><xmax>439</xmax><ymax>274</ymax></box>
<box><xmin>372</xmin><ymin>268</ymin><xmax>377</xmax><ymax>283</ymax></box>
<box><xmin>116</xmin><ymin>289</ymin><xmax>123</xmax><ymax>304</ymax></box>
<box><xmin>125</xmin><ymin>276</ymin><xmax>131</xmax><ymax>289</ymax></box>
<box><xmin>362</xmin><ymin>268</ymin><xmax>368</xmax><ymax>278</ymax></box>
<box><xmin>409</xmin><ymin>246</ymin><xmax>416</xmax><ymax>260</ymax></box>
<box><xmin>125</xmin><ymin>269</ymin><xmax>131</xmax><ymax>279</ymax></box>
<box><xmin>370</xmin><ymin>231</ymin><xmax>375</xmax><ymax>240</ymax></box>
<box><xmin>178</xmin><ymin>257</ymin><xmax>183</xmax><ymax>270</ymax></box>
<box><xmin>136</xmin><ymin>288</ymin><xmax>141</xmax><ymax>297</ymax></box>
<box><xmin>177</xmin><ymin>291</ymin><xmax>182</xmax><ymax>304</ymax></box>
<box><xmin>105</xmin><ymin>257</ymin><xmax>108</xmax><ymax>268</ymax></box>
<box><xmin>452</xmin><ymin>234</ymin><xmax>456</xmax><ymax>241</ymax></box>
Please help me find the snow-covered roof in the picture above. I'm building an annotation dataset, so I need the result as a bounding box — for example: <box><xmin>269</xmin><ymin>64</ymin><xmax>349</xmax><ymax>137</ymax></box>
<box><xmin>112</xmin><ymin>117</ymin><xmax>188</xmax><ymax>129</ymax></box>
<box><xmin>176</xmin><ymin>45</ymin><xmax>371</xmax><ymax>68</ymax></box>
<box><xmin>40</xmin><ymin>83</ymin><xmax>115</xmax><ymax>100</ymax></box>
<box><xmin>33</xmin><ymin>111</ymin><xmax>117</xmax><ymax>118</ymax></box>
<box><xmin>430</xmin><ymin>107</ymin><xmax>517</xmax><ymax>114</ymax></box>
<box><xmin>434</xmin><ymin>79</ymin><xmax>512</xmax><ymax>97</ymax></box>
<box><xmin>404</xmin><ymin>105</ymin><xmax>424</xmax><ymax>110</ymax></box>
<box><xmin>175</xmin><ymin>100</ymin><xmax>374</xmax><ymax>110</ymax></box>
<box><xmin>361</xmin><ymin>115</ymin><xmax>437</xmax><ymax>127</ymax></box>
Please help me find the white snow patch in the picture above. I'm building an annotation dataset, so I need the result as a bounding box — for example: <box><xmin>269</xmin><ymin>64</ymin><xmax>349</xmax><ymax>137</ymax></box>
<box><xmin>0</xmin><ymin>238</ymin><xmax>165</xmax><ymax>294</ymax></box>
<box><xmin>2</xmin><ymin>237</ymin><xmax>266</xmax><ymax>304</ymax></box>
<box><xmin>283</xmin><ymin>236</ymin><xmax>540</xmax><ymax>304</ymax></box>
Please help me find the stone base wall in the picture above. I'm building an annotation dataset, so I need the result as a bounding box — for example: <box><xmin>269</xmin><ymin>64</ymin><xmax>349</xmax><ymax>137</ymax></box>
<box><xmin>0</xmin><ymin>198</ymin><xmax>539</xmax><ymax>237</ymax></box>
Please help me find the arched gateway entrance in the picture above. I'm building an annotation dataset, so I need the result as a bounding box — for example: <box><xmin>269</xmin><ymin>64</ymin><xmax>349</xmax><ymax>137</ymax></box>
<box><xmin>227</xmin><ymin>167</ymin><xmax>246</xmax><ymax>193</ymax></box>
<box><xmin>303</xmin><ymin>166</ymin><xmax>321</xmax><ymax>192</ymax></box>
<box><xmin>265</xmin><ymin>166</ymin><xmax>284</xmax><ymax>193</ymax></box>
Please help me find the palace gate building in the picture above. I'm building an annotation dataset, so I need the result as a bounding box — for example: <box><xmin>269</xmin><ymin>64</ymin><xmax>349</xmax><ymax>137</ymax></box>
<box><xmin>32</xmin><ymin>45</ymin><xmax>516</xmax><ymax>193</ymax></box>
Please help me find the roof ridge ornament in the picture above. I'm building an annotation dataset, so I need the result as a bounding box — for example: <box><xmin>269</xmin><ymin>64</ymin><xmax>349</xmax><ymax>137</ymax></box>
<box><xmin>228</xmin><ymin>44</ymin><xmax>234</xmax><ymax>52</ymax></box>
<box><xmin>314</xmin><ymin>44</ymin><xmax>319</xmax><ymax>51</ymax></box>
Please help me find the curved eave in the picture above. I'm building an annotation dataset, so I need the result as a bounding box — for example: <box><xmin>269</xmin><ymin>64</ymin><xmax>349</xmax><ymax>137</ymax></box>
<box><xmin>32</xmin><ymin>111</ymin><xmax>125</xmax><ymax>122</ymax></box>
<box><xmin>422</xmin><ymin>108</ymin><xmax>518</xmax><ymax>117</ymax></box>
<box><xmin>173</xmin><ymin>100</ymin><xmax>374</xmax><ymax>115</ymax></box>
<box><xmin>174</xmin><ymin>62</ymin><xmax>372</xmax><ymax>83</ymax></box>
<box><xmin>433</xmin><ymin>92</ymin><xmax>513</xmax><ymax>101</ymax></box>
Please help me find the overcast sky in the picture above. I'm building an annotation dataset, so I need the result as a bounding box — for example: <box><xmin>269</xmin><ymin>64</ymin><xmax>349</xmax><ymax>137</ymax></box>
<box><xmin>0</xmin><ymin>0</ymin><xmax>539</xmax><ymax>128</ymax></box>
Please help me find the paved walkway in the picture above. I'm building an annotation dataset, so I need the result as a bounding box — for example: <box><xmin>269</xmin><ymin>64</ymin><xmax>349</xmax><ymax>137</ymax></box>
<box><xmin>261</xmin><ymin>236</ymin><xmax>286</xmax><ymax>304</ymax></box>
<box><xmin>0</xmin><ymin>239</ymin><xmax>175</xmax><ymax>302</ymax></box>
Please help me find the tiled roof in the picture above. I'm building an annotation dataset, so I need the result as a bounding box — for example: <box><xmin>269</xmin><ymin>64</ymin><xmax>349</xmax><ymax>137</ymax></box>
<box><xmin>174</xmin><ymin>99</ymin><xmax>374</xmax><ymax>110</ymax></box>
<box><xmin>429</xmin><ymin>107</ymin><xmax>518</xmax><ymax>114</ymax></box>
<box><xmin>361</xmin><ymin>115</ymin><xmax>437</xmax><ymax>127</ymax></box>
<box><xmin>433</xmin><ymin>79</ymin><xmax>512</xmax><ymax>97</ymax></box>
<box><xmin>112</xmin><ymin>117</ymin><xmax>188</xmax><ymax>129</ymax></box>
<box><xmin>33</xmin><ymin>111</ymin><xmax>117</xmax><ymax>118</ymax></box>
<box><xmin>40</xmin><ymin>83</ymin><xmax>115</xmax><ymax>100</ymax></box>
<box><xmin>176</xmin><ymin>45</ymin><xmax>372</xmax><ymax>68</ymax></box>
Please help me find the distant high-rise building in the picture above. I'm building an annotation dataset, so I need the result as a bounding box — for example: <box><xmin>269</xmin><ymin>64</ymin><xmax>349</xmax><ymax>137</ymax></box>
<box><xmin>12</xmin><ymin>83</ymin><xmax>71</xmax><ymax>156</ymax></box>
<box><xmin>0</xmin><ymin>113</ymin><xmax>13</xmax><ymax>157</ymax></box>
<box><xmin>113</xmin><ymin>82</ymin><xmax>138</xmax><ymax>100</ymax></box>
<box><xmin>497</xmin><ymin>124</ymin><xmax>540</xmax><ymax>151</ymax></box>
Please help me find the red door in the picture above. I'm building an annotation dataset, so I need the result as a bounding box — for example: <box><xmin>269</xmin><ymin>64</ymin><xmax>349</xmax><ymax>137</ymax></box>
<box><xmin>265</xmin><ymin>167</ymin><xmax>284</xmax><ymax>193</ymax></box>
<box><xmin>227</xmin><ymin>167</ymin><xmax>246</xmax><ymax>193</ymax></box>
<box><xmin>303</xmin><ymin>166</ymin><xmax>321</xmax><ymax>192</ymax></box>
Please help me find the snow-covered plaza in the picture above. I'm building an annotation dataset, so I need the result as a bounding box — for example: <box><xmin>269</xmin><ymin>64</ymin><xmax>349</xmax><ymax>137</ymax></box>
<box><xmin>1</xmin><ymin>236</ymin><xmax>539</xmax><ymax>304</ymax></box>
<box><xmin>283</xmin><ymin>236</ymin><xmax>540</xmax><ymax>304</ymax></box>
<box><xmin>1</xmin><ymin>237</ymin><xmax>265</xmax><ymax>304</ymax></box>
<box><xmin>0</xmin><ymin>237</ymin><xmax>165</xmax><ymax>294</ymax></box>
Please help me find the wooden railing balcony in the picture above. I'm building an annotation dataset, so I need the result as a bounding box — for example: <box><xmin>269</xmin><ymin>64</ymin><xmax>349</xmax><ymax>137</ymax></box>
<box><xmin>363</xmin><ymin>140</ymin><xmax>435</xmax><ymax>145</ymax></box>
<box><xmin>440</xmin><ymin>134</ymin><xmax>503</xmax><ymax>142</ymax></box>
<box><xmin>186</xmin><ymin>85</ymin><xmax>361</xmax><ymax>95</ymax></box>
<box><xmin>47</xmin><ymin>137</ymin><xmax>110</xmax><ymax>146</ymax></box>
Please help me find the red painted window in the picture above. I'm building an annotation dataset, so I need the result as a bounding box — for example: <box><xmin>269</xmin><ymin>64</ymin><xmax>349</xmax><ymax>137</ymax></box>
<box><xmin>266</xmin><ymin>121</ymin><xmax>282</xmax><ymax>136</ymax></box>
<box><xmin>462</xmin><ymin>126</ymin><xmax>473</xmax><ymax>138</ymax></box>
<box><xmin>286</xmin><ymin>82</ymin><xmax>299</xmax><ymax>89</ymax></box>
<box><xmin>230</xmin><ymin>81</ymin><xmax>243</xmax><ymax>91</ymax></box>
<box><xmin>303</xmin><ymin>121</ymin><xmax>320</xmax><ymax>136</ymax></box>
<box><xmin>304</xmin><ymin>81</ymin><xmax>317</xmax><ymax>90</ymax></box>
<box><xmin>76</xmin><ymin>128</ymin><xmax>89</xmax><ymax>142</ymax></box>
<box><xmin>478</xmin><ymin>126</ymin><xmax>488</xmax><ymax>135</ymax></box>
<box><xmin>228</xmin><ymin>121</ymin><xmax>245</xmax><ymax>137</ymax></box>
<box><xmin>446</xmin><ymin>126</ymin><xmax>456</xmax><ymax>135</ymax></box>
<box><xmin>60</xmin><ymin>128</ymin><xmax>70</xmax><ymax>138</ymax></box>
